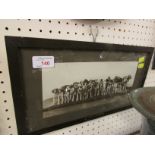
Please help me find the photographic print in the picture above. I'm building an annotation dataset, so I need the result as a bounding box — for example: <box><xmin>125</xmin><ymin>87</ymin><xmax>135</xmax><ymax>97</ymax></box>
<box><xmin>42</xmin><ymin>61</ymin><xmax>138</xmax><ymax>111</ymax></box>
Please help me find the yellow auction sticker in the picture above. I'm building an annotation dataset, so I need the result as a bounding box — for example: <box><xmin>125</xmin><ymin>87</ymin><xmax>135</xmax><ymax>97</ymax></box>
<box><xmin>138</xmin><ymin>63</ymin><xmax>144</xmax><ymax>69</ymax></box>
<box><xmin>138</xmin><ymin>56</ymin><xmax>145</xmax><ymax>63</ymax></box>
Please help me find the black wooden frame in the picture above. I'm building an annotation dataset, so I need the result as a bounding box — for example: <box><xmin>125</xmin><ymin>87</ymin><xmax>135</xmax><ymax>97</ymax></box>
<box><xmin>5</xmin><ymin>36</ymin><xmax>153</xmax><ymax>134</ymax></box>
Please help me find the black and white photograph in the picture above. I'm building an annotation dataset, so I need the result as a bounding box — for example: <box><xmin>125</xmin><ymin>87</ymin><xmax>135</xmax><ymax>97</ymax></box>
<box><xmin>42</xmin><ymin>61</ymin><xmax>136</xmax><ymax>111</ymax></box>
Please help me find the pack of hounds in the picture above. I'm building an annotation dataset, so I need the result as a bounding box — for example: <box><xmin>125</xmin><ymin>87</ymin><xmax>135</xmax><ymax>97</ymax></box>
<box><xmin>51</xmin><ymin>75</ymin><xmax>132</xmax><ymax>106</ymax></box>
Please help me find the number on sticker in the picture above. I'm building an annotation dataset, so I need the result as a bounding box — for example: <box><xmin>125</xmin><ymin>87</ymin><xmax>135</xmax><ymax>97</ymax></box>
<box><xmin>42</xmin><ymin>61</ymin><xmax>50</xmax><ymax>65</ymax></box>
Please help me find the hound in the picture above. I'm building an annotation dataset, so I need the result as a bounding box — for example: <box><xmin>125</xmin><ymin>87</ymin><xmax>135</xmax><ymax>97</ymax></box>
<box><xmin>105</xmin><ymin>77</ymin><xmax>114</xmax><ymax>95</ymax></box>
<box><xmin>69</xmin><ymin>85</ymin><xmax>75</xmax><ymax>102</ymax></box>
<box><xmin>51</xmin><ymin>88</ymin><xmax>60</xmax><ymax>105</ymax></box>
<box><xmin>72</xmin><ymin>82</ymin><xmax>79</xmax><ymax>102</ymax></box>
<box><xmin>60</xmin><ymin>85</ymin><xmax>70</xmax><ymax>104</ymax></box>
<box><xmin>77</xmin><ymin>85</ymin><xmax>83</xmax><ymax>101</ymax></box>
<box><xmin>87</xmin><ymin>82</ymin><xmax>93</xmax><ymax>99</ymax></box>
<box><xmin>98</xmin><ymin>79</ymin><xmax>104</xmax><ymax>96</ymax></box>
<box><xmin>113</xmin><ymin>76</ymin><xmax>123</xmax><ymax>94</ymax></box>
<box><xmin>122</xmin><ymin>75</ymin><xmax>132</xmax><ymax>92</ymax></box>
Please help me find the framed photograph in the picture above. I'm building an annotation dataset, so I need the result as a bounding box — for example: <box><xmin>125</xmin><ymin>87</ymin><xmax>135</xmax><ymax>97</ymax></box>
<box><xmin>5</xmin><ymin>36</ymin><xmax>153</xmax><ymax>134</ymax></box>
